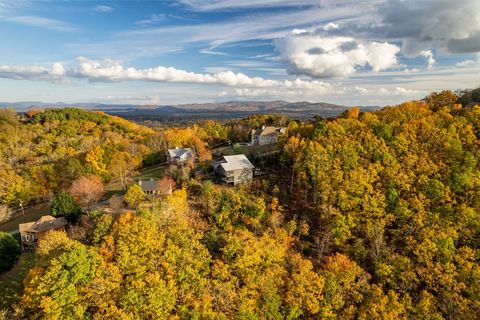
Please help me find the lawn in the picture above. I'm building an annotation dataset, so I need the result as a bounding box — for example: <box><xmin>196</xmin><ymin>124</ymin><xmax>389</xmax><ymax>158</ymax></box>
<box><xmin>0</xmin><ymin>250</ymin><xmax>35</xmax><ymax>310</ymax></box>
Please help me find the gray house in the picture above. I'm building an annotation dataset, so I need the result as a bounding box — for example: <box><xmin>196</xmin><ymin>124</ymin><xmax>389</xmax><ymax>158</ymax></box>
<box><xmin>215</xmin><ymin>154</ymin><xmax>254</xmax><ymax>186</ymax></box>
<box><xmin>166</xmin><ymin>147</ymin><xmax>194</xmax><ymax>165</ymax></box>
<box><xmin>138</xmin><ymin>178</ymin><xmax>174</xmax><ymax>196</ymax></box>
<box><xmin>251</xmin><ymin>126</ymin><xmax>287</xmax><ymax>145</ymax></box>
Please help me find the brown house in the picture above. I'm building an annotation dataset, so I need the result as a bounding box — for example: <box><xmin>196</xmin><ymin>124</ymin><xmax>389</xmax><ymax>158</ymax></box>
<box><xmin>19</xmin><ymin>215</ymin><xmax>67</xmax><ymax>250</ymax></box>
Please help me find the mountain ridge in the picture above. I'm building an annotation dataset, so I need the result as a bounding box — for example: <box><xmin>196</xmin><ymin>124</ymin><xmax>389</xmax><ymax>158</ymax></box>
<box><xmin>0</xmin><ymin>100</ymin><xmax>379</xmax><ymax>120</ymax></box>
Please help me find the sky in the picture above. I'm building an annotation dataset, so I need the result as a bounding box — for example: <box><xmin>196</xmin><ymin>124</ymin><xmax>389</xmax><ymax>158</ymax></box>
<box><xmin>0</xmin><ymin>0</ymin><xmax>479</xmax><ymax>106</ymax></box>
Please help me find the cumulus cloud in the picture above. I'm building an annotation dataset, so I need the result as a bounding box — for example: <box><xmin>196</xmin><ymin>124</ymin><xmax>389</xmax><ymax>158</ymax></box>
<box><xmin>0</xmin><ymin>63</ymin><xmax>65</xmax><ymax>81</ymax></box>
<box><xmin>275</xmin><ymin>32</ymin><xmax>400</xmax><ymax>78</ymax></box>
<box><xmin>0</xmin><ymin>57</ymin><xmax>333</xmax><ymax>93</ymax></box>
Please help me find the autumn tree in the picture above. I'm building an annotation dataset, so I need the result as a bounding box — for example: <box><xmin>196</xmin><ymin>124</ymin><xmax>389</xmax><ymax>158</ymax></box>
<box><xmin>157</xmin><ymin>176</ymin><xmax>176</xmax><ymax>195</ymax></box>
<box><xmin>85</xmin><ymin>145</ymin><xmax>107</xmax><ymax>176</ymax></box>
<box><xmin>69</xmin><ymin>175</ymin><xmax>104</xmax><ymax>209</ymax></box>
<box><xmin>124</xmin><ymin>184</ymin><xmax>144</xmax><ymax>208</ymax></box>
<box><xmin>108</xmin><ymin>151</ymin><xmax>139</xmax><ymax>190</ymax></box>
<box><xmin>425</xmin><ymin>90</ymin><xmax>458</xmax><ymax>111</ymax></box>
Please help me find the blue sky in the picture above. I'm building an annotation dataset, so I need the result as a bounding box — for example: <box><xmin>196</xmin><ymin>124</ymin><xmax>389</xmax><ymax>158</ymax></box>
<box><xmin>0</xmin><ymin>0</ymin><xmax>479</xmax><ymax>106</ymax></box>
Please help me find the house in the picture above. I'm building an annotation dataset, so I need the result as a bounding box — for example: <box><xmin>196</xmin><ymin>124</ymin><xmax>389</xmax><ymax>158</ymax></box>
<box><xmin>215</xmin><ymin>154</ymin><xmax>254</xmax><ymax>186</ymax></box>
<box><xmin>138</xmin><ymin>177</ymin><xmax>175</xmax><ymax>196</ymax></box>
<box><xmin>19</xmin><ymin>215</ymin><xmax>67</xmax><ymax>250</ymax></box>
<box><xmin>251</xmin><ymin>126</ymin><xmax>287</xmax><ymax>145</ymax></box>
<box><xmin>166</xmin><ymin>147</ymin><xmax>194</xmax><ymax>165</ymax></box>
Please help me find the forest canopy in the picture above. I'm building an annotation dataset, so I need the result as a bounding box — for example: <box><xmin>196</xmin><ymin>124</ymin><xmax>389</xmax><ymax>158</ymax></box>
<box><xmin>2</xmin><ymin>92</ymin><xmax>480</xmax><ymax>319</ymax></box>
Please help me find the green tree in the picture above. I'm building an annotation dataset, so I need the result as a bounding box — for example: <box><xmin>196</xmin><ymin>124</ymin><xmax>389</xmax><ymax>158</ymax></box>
<box><xmin>51</xmin><ymin>191</ymin><xmax>81</xmax><ymax>222</ymax></box>
<box><xmin>0</xmin><ymin>231</ymin><xmax>21</xmax><ymax>272</ymax></box>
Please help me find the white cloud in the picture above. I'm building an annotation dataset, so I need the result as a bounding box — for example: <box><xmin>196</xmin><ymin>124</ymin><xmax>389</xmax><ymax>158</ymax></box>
<box><xmin>456</xmin><ymin>54</ymin><xmax>480</xmax><ymax>68</ymax></box>
<box><xmin>4</xmin><ymin>15</ymin><xmax>78</xmax><ymax>32</ymax></box>
<box><xmin>135</xmin><ymin>14</ymin><xmax>165</xmax><ymax>26</ymax></box>
<box><xmin>2</xmin><ymin>56</ymin><xmax>479</xmax><ymax>106</ymax></box>
<box><xmin>275</xmin><ymin>32</ymin><xmax>400</xmax><ymax>78</ymax></box>
<box><xmin>93</xmin><ymin>5</ymin><xmax>114</xmax><ymax>12</ymax></box>
<box><xmin>0</xmin><ymin>57</ymin><xmax>333</xmax><ymax>93</ymax></box>
<box><xmin>178</xmin><ymin>0</ymin><xmax>322</xmax><ymax>11</ymax></box>
<box><xmin>0</xmin><ymin>63</ymin><xmax>65</xmax><ymax>80</ymax></box>
<box><xmin>420</xmin><ymin>50</ymin><xmax>435</xmax><ymax>69</ymax></box>
<box><xmin>323</xmin><ymin>22</ymin><xmax>339</xmax><ymax>31</ymax></box>
<box><xmin>110</xmin><ymin>3</ymin><xmax>362</xmax><ymax>54</ymax></box>
<box><xmin>199</xmin><ymin>48</ymin><xmax>228</xmax><ymax>56</ymax></box>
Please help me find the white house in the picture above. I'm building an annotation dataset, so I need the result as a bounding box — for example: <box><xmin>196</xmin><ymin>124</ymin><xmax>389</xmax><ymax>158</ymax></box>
<box><xmin>215</xmin><ymin>154</ymin><xmax>254</xmax><ymax>186</ymax></box>
<box><xmin>166</xmin><ymin>147</ymin><xmax>194</xmax><ymax>165</ymax></box>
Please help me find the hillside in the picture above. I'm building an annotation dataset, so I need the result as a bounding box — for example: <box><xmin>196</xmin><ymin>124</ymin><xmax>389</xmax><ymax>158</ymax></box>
<box><xmin>2</xmin><ymin>92</ymin><xmax>480</xmax><ymax>319</ymax></box>
<box><xmin>0</xmin><ymin>108</ymin><xmax>155</xmax><ymax>206</ymax></box>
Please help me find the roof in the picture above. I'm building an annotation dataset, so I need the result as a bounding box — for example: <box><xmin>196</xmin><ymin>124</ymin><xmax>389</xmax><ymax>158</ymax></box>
<box><xmin>167</xmin><ymin>148</ymin><xmax>193</xmax><ymax>158</ymax></box>
<box><xmin>218</xmin><ymin>154</ymin><xmax>254</xmax><ymax>171</ymax></box>
<box><xmin>253</xmin><ymin>126</ymin><xmax>286</xmax><ymax>137</ymax></box>
<box><xmin>19</xmin><ymin>215</ymin><xmax>67</xmax><ymax>234</ymax></box>
<box><xmin>138</xmin><ymin>179</ymin><xmax>158</xmax><ymax>191</ymax></box>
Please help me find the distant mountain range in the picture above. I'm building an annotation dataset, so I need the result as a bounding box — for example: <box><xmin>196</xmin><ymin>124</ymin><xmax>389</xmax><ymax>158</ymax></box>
<box><xmin>1</xmin><ymin>100</ymin><xmax>379</xmax><ymax>121</ymax></box>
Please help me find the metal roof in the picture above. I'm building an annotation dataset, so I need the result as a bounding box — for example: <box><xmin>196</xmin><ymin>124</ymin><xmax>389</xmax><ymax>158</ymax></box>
<box><xmin>167</xmin><ymin>148</ymin><xmax>193</xmax><ymax>158</ymax></box>
<box><xmin>219</xmin><ymin>154</ymin><xmax>254</xmax><ymax>171</ymax></box>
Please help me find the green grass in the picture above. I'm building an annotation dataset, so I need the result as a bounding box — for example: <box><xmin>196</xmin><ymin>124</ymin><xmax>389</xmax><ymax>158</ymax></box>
<box><xmin>0</xmin><ymin>251</ymin><xmax>35</xmax><ymax>310</ymax></box>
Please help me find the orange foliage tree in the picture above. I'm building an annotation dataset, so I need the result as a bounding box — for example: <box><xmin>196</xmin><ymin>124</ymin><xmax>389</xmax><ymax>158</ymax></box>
<box><xmin>69</xmin><ymin>175</ymin><xmax>104</xmax><ymax>209</ymax></box>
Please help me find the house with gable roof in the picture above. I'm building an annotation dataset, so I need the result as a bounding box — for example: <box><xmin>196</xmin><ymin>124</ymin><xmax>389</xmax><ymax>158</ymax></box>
<box><xmin>251</xmin><ymin>126</ymin><xmax>287</xmax><ymax>146</ymax></box>
<box><xmin>19</xmin><ymin>215</ymin><xmax>67</xmax><ymax>250</ymax></box>
<box><xmin>214</xmin><ymin>154</ymin><xmax>254</xmax><ymax>186</ymax></box>
<box><xmin>166</xmin><ymin>147</ymin><xmax>194</xmax><ymax>165</ymax></box>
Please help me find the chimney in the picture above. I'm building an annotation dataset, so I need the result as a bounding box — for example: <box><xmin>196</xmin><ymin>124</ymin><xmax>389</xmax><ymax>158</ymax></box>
<box><xmin>261</xmin><ymin>125</ymin><xmax>266</xmax><ymax>130</ymax></box>
<box><xmin>138</xmin><ymin>180</ymin><xmax>142</xmax><ymax>186</ymax></box>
